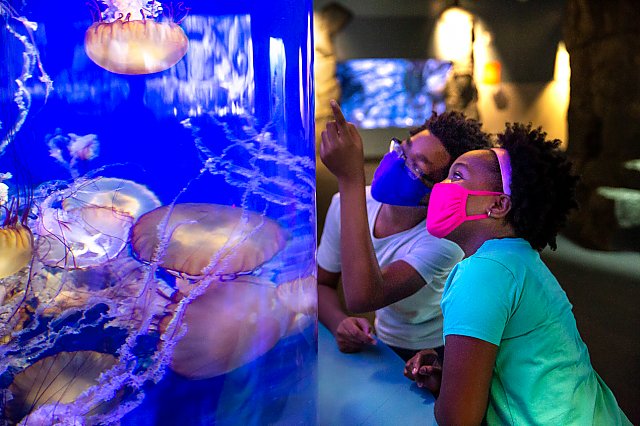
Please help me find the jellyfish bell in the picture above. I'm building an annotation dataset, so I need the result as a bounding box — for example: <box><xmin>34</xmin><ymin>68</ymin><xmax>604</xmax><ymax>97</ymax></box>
<box><xmin>61</xmin><ymin>176</ymin><xmax>161</xmax><ymax>220</ymax></box>
<box><xmin>5</xmin><ymin>351</ymin><xmax>118</xmax><ymax>423</ymax></box>
<box><xmin>84</xmin><ymin>18</ymin><xmax>188</xmax><ymax>75</ymax></box>
<box><xmin>131</xmin><ymin>203</ymin><xmax>288</xmax><ymax>279</ymax></box>
<box><xmin>35</xmin><ymin>205</ymin><xmax>133</xmax><ymax>269</ymax></box>
<box><xmin>168</xmin><ymin>276</ymin><xmax>293</xmax><ymax>379</ymax></box>
<box><xmin>0</xmin><ymin>223</ymin><xmax>33</xmax><ymax>279</ymax></box>
<box><xmin>0</xmin><ymin>197</ymin><xmax>34</xmax><ymax>279</ymax></box>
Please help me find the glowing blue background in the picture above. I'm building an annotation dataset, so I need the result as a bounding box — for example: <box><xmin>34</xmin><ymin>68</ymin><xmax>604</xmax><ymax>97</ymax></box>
<box><xmin>0</xmin><ymin>0</ymin><xmax>316</xmax><ymax>423</ymax></box>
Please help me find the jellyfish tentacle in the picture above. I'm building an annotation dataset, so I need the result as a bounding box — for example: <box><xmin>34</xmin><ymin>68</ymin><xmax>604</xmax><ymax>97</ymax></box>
<box><xmin>0</xmin><ymin>7</ymin><xmax>52</xmax><ymax>156</ymax></box>
<box><xmin>173</xmin><ymin>2</ymin><xmax>190</xmax><ymax>24</ymax></box>
<box><xmin>86</xmin><ymin>0</ymin><xmax>103</xmax><ymax>22</ymax></box>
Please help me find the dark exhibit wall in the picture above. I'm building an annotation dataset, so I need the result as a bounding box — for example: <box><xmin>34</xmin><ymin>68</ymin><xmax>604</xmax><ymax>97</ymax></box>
<box><xmin>563</xmin><ymin>0</ymin><xmax>640</xmax><ymax>252</ymax></box>
<box><xmin>325</xmin><ymin>0</ymin><xmax>564</xmax><ymax>83</ymax></box>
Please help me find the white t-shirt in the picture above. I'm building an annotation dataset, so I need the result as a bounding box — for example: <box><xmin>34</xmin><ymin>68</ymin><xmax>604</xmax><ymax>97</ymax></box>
<box><xmin>317</xmin><ymin>188</ymin><xmax>464</xmax><ymax>349</ymax></box>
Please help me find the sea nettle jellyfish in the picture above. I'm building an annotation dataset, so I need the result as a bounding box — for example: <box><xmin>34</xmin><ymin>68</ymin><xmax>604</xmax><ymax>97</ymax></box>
<box><xmin>84</xmin><ymin>0</ymin><xmax>189</xmax><ymax>75</ymax></box>
<box><xmin>4</xmin><ymin>351</ymin><xmax>117</xmax><ymax>423</ymax></box>
<box><xmin>0</xmin><ymin>199</ymin><xmax>33</xmax><ymax>279</ymax></box>
<box><xmin>61</xmin><ymin>176</ymin><xmax>161</xmax><ymax>219</ymax></box>
<box><xmin>131</xmin><ymin>203</ymin><xmax>291</xmax><ymax>378</ymax></box>
<box><xmin>35</xmin><ymin>206</ymin><xmax>133</xmax><ymax>269</ymax></box>
<box><xmin>131</xmin><ymin>203</ymin><xmax>287</xmax><ymax>279</ymax></box>
<box><xmin>169</xmin><ymin>276</ymin><xmax>293</xmax><ymax>379</ymax></box>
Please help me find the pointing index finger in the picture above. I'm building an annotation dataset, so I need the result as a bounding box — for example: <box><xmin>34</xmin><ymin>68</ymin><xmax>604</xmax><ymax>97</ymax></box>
<box><xmin>330</xmin><ymin>99</ymin><xmax>348</xmax><ymax>128</ymax></box>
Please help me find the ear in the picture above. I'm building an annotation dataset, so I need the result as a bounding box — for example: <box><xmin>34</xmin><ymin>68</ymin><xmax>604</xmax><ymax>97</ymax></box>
<box><xmin>487</xmin><ymin>195</ymin><xmax>511</xmax><ymax>218</ymax></box>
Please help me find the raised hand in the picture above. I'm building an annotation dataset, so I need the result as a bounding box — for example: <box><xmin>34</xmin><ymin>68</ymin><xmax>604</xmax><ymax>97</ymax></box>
<box><xmin>320</xmin><ymin>100</ymin><xmax>365</xmax><ymax>181</ymax></box>
<box><xmin>404</xmin><ymin>349</ymin><xmax>442</xmax><ymax>396</ymax></box>
<box><xmin>335</xmin><ymin>316</ymin><xmax>377</xmax><ymax>353</ymax></box>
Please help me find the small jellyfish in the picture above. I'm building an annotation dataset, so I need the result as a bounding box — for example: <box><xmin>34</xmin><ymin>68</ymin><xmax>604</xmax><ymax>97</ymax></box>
<box><xmin>84</xmin><ymin>0</ymin><xmax>189</xmax><ymax>75</ymax></box>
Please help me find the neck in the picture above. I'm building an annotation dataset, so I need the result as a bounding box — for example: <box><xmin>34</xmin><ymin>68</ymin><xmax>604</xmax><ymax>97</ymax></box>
<box><xmin>374</xmin><ymin>203</ymin><xmax>426</xmax><ymax>238</ymax></box>
<box><xmin>452</xmin><ymin>222</ymin><xmax>517</xmax><ymax>258</ymax></box>
<box><xmin>384</xmin><ymin>203</ymin><xmax>427</xmax><ymax>225</ymax></box>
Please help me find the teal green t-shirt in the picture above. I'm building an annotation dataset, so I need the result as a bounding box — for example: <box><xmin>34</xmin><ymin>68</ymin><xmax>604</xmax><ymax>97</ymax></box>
<box><xmin>441</xmin><ymin>238</ymin><xmax>631</xmax><ymax>425</ymax></box>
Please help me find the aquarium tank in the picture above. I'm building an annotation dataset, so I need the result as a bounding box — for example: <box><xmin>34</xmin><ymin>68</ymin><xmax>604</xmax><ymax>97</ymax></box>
<box><xmin>0</xmin><ymin>0</ymin><xmax>316</xmax><ymax>424</ymax></box>
<box><xmin>337</xmin><ymin>58</ymin><xmax>452</xmax><ymax>129</ymax></box>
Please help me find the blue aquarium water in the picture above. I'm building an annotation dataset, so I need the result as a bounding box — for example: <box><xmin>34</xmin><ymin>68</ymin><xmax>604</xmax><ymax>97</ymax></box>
<box><xmin>0</xmin><ymin>0</ymin><xmax>316</xmax><ymax>424</ymax></box>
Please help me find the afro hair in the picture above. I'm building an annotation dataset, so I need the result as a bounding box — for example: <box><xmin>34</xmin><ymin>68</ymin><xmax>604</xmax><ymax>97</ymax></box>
<box><xmin>497</xmin><ymin>123</ymin><xmax>579</xmax><ymax>251</ymax></box>
<box><xmin>410</xmin><ymin>111</ymin><xmax>492</xmax><ymax>171</ymax></box>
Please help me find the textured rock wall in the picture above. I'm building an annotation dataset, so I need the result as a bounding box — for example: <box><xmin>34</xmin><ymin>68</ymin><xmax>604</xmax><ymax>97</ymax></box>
<box><xmin>563</xmin><ymin>0</ymin><xmax>640</xmax><ymax>250</ymax></box>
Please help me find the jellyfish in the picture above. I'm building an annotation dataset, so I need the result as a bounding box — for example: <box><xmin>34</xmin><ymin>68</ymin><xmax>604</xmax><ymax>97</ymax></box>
<box><xmin>35</xmin><ymin>206</ymin><xmax>133</xmax><ymax>269</ymax></box>
<box><xmin>84</xmin><ymin>0</ymin><xmax>189</xmax><ymax>75</ymax></box>
<box><xmin>61</xmin><ymin>176</ymin><xmax>161</xmax><ymax>219</ymax></box>
<box><xmin>167</xmin><ymin>276</ymin><xmax>293</xmax><ymax>379</ymax></box>
<box><xmin>276</xmin><ymin>275</ymin><xmax>317</xmax><ymax>337</ymax></box>
<box><xmin>130</xmin><ymin>203</ymin><xmax>293</xmax><ymax>378</ymax></box>
<box><xmin>130</xmin><ymin>203</ymin><xmax>287</xmax><ymax>279</ymax></box>
<box><xmin>32</xmin><ymin>176</ymin><xmax>161</xmax><ymax>269</ymax></box>
<box><xmin>4</xmin><ymin>351</ymin><xmax>118</xmax><ymax>423</ymax></box>
<box><xmin>46</xmin><ymin>129</ymin><xmax>100</xmax><ymax>178</ymax></box>
<box><xmin>0</xmin><ymin>197</ymin><xmax>33</xmax><ymax>279</ymax></box>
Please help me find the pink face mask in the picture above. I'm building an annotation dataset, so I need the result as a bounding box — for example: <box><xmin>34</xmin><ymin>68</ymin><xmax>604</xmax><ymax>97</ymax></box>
<box><xmin>427</xmin><ymin>148</ymin><xmax>512</xmax><ymax>239</ymax></box>
<box><xmin>426</xmin><ymin>184</ymin><xmax>503</xmax><ymax>238</ymax></box>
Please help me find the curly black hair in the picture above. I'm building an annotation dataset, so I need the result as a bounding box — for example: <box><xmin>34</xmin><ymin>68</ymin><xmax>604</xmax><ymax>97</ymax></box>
<box><xmin>409</xmin><ymin>111</ymin><xmax>492</xmax><ymax>171</ymax></box>
<box><xmin>496</xmin><ymin>123</ymin><xmax>579</xmax><ymax>251</ymax></box>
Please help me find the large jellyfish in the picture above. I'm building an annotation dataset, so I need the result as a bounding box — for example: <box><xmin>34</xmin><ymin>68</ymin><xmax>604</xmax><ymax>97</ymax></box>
<box><xmin>168</xmin><ymin>276</ymin><xmax>293</xmax><ymax>379</ymax></box>
<box><xmin>131</xmin><ymin>203</ymin><xmax>287</xmax><ymax>279</ymax></box>
<box><xmin>130</xmin><ymin>203</ymin><xmax>298</xmax><ymax>379</ymax></box>
<box><xmin>33</xmin><ymin>176</ymin><xmax>160</xmax><ymax>269</ymax></box>
<box><xmin>5</xmin><ymin>351</ymin><xmax>118</xmax><ymax>424</ymax></box>
<box><xmin>84</xmin><ymin>0</ymin><xmax>189</xmax><ymax>75</ymax></box>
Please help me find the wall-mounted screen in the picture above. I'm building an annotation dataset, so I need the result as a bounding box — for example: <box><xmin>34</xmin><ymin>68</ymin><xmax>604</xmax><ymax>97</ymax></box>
<box><xmin>337</xmin><ymin>58</ymin><xmax>453</xmax><ymax>129</ymax></box>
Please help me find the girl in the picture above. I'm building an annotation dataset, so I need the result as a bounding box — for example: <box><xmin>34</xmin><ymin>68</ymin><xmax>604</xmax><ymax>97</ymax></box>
<box><xmin>404</xmin><ymin>123</ymin><xmax>631</xmax><ymax>425</ymax></box>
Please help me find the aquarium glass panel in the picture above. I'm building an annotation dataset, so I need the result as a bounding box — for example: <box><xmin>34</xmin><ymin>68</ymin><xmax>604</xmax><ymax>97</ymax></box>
<box><xmin>0</xmin><ymin>0</ymin><xmax>316</xmax><ymax>424</ymax></box>
<box><xmin>337</xmin><ymin>58</ymin><xmax>453</xmax><ymax>129</ymax></box>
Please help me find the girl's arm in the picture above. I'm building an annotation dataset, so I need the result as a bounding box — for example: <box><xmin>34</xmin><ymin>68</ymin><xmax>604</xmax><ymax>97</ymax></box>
<box><xmin>435</xmin><ymin>335</ymin><xmax>498</xmax><ymax>426</ymax></box>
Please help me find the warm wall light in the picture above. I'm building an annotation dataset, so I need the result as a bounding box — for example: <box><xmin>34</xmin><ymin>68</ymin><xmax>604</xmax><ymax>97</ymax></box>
<box><xmin>434</xmin><ymin>7</ymin><xmax>474</xmax><ymax>65</ymax></box>
<box><xmin>482</xmin><ymin>61</ymin><xmax>501</xmax><ymax>85</ymax></box>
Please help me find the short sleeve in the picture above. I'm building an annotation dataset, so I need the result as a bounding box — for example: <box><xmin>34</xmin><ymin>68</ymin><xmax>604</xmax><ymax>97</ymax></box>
<box><xmin>402</xmin><ymin>238</ymin><xmax>464</xmax><ymax>291</ymax></box>
<box><xmin>316</xmin><ymin>193</ymin><xmax>342</xmax><ymax>272</ymax></box>
<box><xmin>441</xmin><ymin>258</ymin><xmax>519</xmax><ymax>346</ymax></box>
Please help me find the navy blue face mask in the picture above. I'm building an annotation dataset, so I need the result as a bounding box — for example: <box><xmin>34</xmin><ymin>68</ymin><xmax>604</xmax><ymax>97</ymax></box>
<box><xmin>370</xmin><ymin>149</ymin><xmax>432</xmax><ymax>206</ymax></box>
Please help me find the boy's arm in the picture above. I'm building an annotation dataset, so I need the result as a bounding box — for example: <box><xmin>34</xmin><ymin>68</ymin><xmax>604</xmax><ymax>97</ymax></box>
<box><xmin>317</xmin><ymin>266</ymin><xmax>376</xmax><ymax>351</ymax></box>
<box><xmin>320</xmin><ymin>100</ymin><xmax>426</xmax><ymax>312</ymax></box>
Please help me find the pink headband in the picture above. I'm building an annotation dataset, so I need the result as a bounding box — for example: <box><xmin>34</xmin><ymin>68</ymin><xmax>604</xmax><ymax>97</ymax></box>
<box><xmin>491</xmin><ymin>148</ymin><xmax>512</xmax><ymax>196</ymax></box>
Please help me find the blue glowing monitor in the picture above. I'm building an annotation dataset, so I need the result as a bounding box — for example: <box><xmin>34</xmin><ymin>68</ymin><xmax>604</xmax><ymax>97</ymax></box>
<box><xmin>337</xmin><ymin>58</ymin><xmax>453</xmax><ymax>129</ymax></box>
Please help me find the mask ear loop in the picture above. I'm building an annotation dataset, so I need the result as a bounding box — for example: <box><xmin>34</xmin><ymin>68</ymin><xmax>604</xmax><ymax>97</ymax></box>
<box><xmin>490</xmin><ymin>148</ymin><xmax>512</xmax><ymax>196</ymax></box>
